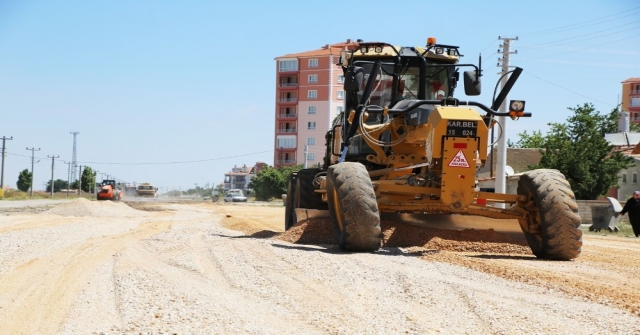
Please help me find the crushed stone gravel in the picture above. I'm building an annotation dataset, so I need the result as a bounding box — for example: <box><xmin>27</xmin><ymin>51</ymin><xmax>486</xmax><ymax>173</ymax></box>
<box><xmin>44</xmin><ymin>198</ymin><xmax>148</xmax><ymax>217</ymax></box>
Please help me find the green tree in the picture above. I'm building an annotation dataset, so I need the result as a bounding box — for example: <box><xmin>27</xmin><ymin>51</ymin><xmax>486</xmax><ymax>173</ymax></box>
<box><xmin>80</xmin><ymin>166</ymin><xmax>95</xmax><ymax>192</ymax></box>
<box><xmin>214</xmin><ymin>184</ymin><xmax>224</xmax><ymax>196</ymax></box>
<box><xmin>529</xmin><ymin>103</ymin><xmax>634</xmax><ymax>200</ymax></box>
<box><xmin>248</xmin><ymin>164</ymin><xmax>302</xmax><ymax>201</ymax></box>
<box><xmin>46</xmin><ymin>179</ymin><xmax>69</xmax><ymax>193</ymax></box>
<box><xmin>17</xmin><ymin>169</ymin><xmax>32</xmax><ymax>192</ymax></box>
<box><xmin>508</xmin><ymin>130</ymin><xmax>546</xmax><ymax>148</ymax></box>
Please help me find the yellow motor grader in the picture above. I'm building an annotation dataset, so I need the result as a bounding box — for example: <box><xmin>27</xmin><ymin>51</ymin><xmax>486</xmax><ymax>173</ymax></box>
<box><xmin>284</xmin><ymin>39</ymin><xmax>582</xmax><ymax>260</ymax></box>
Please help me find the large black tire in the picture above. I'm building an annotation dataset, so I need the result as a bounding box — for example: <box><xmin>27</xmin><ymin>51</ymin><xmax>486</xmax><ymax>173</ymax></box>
<box><xmin>284</xmin><ymin>175</ymin><xmax>297</xmax><ymax>230</ymax></box>
<box><xmin>517</xmin><ymin>169</ymin><xmax>582</xmax><ymax>260</ymax></box>
<box><xmin>327</xmin><ymin>162</ymin><xmax>381</xmax><ymax>251</ymax></box>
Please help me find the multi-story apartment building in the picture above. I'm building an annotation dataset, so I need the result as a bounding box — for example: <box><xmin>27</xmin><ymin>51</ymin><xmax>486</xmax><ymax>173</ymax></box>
<box><xmin>273</xmin><ymin>40</ymin><xmax>358</xmax><ymax>168</ymax></box>
<box><xmin>223</xmin><ymin>162</ymin><xmax>267</xmax><ymax>193</ymax></box>
<box><xmin>622</xmin><ymin>78</ymin><xmax>640</xmax><ymax>123</ymax></box>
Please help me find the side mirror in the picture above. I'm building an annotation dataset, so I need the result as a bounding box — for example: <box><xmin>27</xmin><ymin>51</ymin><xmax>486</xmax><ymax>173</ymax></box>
<box><xmin>463</xmin><ymin>70</ymin><xmax>481</xmax><ymax>96</ymax></box>
<box><xmin>343</xmin><ymin>66</ymin><xmax>364</xmax><ymax>92</ymax></box>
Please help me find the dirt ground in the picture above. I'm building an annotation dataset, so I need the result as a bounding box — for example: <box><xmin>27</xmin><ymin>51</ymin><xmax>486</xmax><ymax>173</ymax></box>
<box><xmin>0</xmin><ymin>199</ymin><xmax>639</xmax><ymax>334</ymax></box>
<box><xmin>220</xmin><ymin>202</ymin><xmax>640</xmax><ymax>318</ymax></box>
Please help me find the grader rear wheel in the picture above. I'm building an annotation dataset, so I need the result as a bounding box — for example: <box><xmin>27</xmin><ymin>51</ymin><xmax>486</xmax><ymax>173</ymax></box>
<box><xmin>284</xmin><ymin>169</ymin><xmax>327</xmax><ymax>231</ymax></box>
<box><xmin>327</xmin><ymin>162</ymin><xmax>381</xmax><ymax>252</ymax></box>
<box><xmin>295</xmin><ymin>168</ymin><xmax>327</xmax><ymax>211</ymax></box>
<box><xmin>517</xmin><ymin>169</ymin><xmax>582</xmax><ymax>260</ymax></box>
<box><xmin>284</xmin><ymin>175</ymin><xmax>297</xmax><ymax>231</ymax></box>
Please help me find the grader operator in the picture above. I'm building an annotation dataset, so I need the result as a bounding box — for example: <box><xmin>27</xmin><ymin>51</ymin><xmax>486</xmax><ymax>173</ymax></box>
<box><xmin>284</xmin><ymin>38</ymin><xmax>582</xmax><ymax>260</ymax></box>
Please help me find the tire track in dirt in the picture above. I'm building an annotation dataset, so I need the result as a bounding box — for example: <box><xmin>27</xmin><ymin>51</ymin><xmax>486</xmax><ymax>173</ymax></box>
<box><xmin>196</xmin><ymin>232</ymin><xmax>331</xmax><ymax>334</ymax></box>
<box><xmin>0</xmin><ymin>216</ymin><xmax>84</xmax><ymax>234</ymax></box>
<box><xmin>0</xmin><ymin>219</ymin><xmax>172</xmax><ymax>334</ymax></box>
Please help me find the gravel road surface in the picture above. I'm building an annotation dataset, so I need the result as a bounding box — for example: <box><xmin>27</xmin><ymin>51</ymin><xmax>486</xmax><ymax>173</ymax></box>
<box><xmin>0</xmin><ymin>199</ymin><xmax>638</xmax><ymax>334</ymax></box>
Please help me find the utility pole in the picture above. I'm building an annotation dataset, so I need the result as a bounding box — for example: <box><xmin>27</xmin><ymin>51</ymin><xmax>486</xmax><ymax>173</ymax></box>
<box><xmin>304</xmin><ymin>145</ymin><xmax>308</xmax><ymax>169</ymax></box>
<box><xmin>65</xmin><ymin>161</ymin><xmax>72</xmax><ymax>197</ymax></box>
<box><xmin>1</xmin><ymin>136</ymin><xmax>13</xmax><ymax>190</ymax></box>
<box><xmin>48</xmin><ymin>155</ymin><xmax>59</xmax><ymax>198</ymax></box>
<box><xmin>26</xmin><ymin>147</ymin><xmax>40</xmax><ymax>197</ymax></box>
<box><xmin>495</xmin><ymin>36</ymin><xmax>518</xmax><ymax>205</ymax></box>
<box><xmin>78</xmin><ymin>165</ymin><xmax>82</xmax><ymax>197</ymax></box>
<box><xmin>70</xmin><ymin>131</ymin><xmax>79</xmax><ymax>182</ymax></box>
<box><xmin>93</xmin><ymin>170</ymin><xmax>98</xmax><ymax>195</ymax></box>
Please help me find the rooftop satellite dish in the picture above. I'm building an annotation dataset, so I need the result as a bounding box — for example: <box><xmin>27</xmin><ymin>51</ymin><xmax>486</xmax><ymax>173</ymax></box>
<box><xmin>505</xmin><ymin>165</ymin><xmax>515</xmax><ymax>176</ymax></box>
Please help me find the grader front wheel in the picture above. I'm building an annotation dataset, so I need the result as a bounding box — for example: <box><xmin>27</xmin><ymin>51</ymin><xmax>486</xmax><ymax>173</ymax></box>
<box><xmin>517</xmin><ymin>169</ymin><xmax>582</xmax><ymax>260</ymax></box>
<box><xmin>327</xmin><ymin>162</ymin><xmax>381</xmax><ymax>252</ymax></box>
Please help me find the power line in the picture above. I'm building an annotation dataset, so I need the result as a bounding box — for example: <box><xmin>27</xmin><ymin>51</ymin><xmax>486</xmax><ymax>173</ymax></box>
<box><xmin>518</xmin><ymin>33</ymin><xmax>640</xmax><ymax>62</ymax></box>
<box><xmin>517</xmin><ymin>6</ymin><xmax>640</xmax><ymax>37</ymax></box>
<box><xmin>523</xmin><ymin>59</ymin><xmax>640</xmax><ymax>69</ymax></box>
<box><xmin>477</xmin><ymin>38</ymin><xmax>499</xmax><ymax>55</ymax></box>
<box><xmin>523</xmin><ymin>72</ymin><xmax>615</xmax><ymax>107</ymax></box>
<box><xmin>518</xmin><ymin>22</ymin><xmax>640</xmax><ymax>50</ymax></box>
<box><xmin>78</xmin><ymin>149</ymin><xmax>274</xmax><ymax>165</ymax></box>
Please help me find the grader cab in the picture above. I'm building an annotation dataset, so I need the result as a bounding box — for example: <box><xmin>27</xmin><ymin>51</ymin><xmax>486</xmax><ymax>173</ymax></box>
<box><xmin>284</xmin><ymin>39</ymin><xmax>582</xmax><ymax>260</ymax></box>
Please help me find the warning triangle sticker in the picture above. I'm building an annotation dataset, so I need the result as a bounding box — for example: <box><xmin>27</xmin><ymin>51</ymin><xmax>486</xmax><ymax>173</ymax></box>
<box><xmin>448</xmin><ymin>150</ymin><xmax>470</xmax><ymax>168</ymax></box>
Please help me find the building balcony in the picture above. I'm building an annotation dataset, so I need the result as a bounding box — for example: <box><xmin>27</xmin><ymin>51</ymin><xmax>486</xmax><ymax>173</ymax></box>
<box><xmin>630</xmin><ymin>89</ymin><xmax>640</xmax><ymax>94</ymax></box>
<box><xmin>277</xmin><ymin>113</ymin><xmax>297</xmax><ymax>119</ymax></box>
<box><xmin>277</xmin><ymin>146</ymin><xmax>296</xmax><ymax>152</ymax></box>
<box><xmin>278</xmin><ymin>98</ymin><xmax>298</xmax><ymax>104</ymax></box>
<box><xmin>278</xmin><ymin>69</ymin><xmax>298</xmax><ymax>74</ymax></box>
<box><xmin>279</xmin><ymin>83</ymin><xmax>298</xmax><ymax>89</ymax></box>
<box><xmin>277</xmin><ymin>159</ymin><xmax>297</xmax><ymax>165</ymax></box>
<box><xmin>277</xmin><ymin>128</ymin><xmax>297</xmax><ymax>134</ymax></box>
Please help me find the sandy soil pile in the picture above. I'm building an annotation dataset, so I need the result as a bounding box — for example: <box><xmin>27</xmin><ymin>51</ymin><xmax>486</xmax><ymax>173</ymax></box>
<box><xmin>276</xmin><ymin>217</ymin><xmax>531</xmax><ymax>254</ymax></box>
<box><xmin>44</xmin><ymin>198</ymin><xmax>146</xmax><ymax>217</ymax></box>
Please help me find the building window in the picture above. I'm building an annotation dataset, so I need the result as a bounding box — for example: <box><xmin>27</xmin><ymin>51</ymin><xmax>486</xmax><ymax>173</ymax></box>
<box><xmin>307</xmin><ymin>137</ymin><xmax>315</xmax><ymax>145</ymax></box>
<box><xmin>307</xmin><ymin>152</ymin><xmax>315</xmax><ymax>160</ymax></box>
<box><xmin>277</xmin><ymin>136</ymin><xmax>296</xmax><ymax>148</ymax></box>
<box><xmin>631</xmin><ymin>98</ymin><xmax>640</xmax><ymax>107</ymax></box>
<box><xmin>308</xmin><ymin>74</ymin><xmax>318</xmax><ymax>83</ymax></box>
<box><xmin>623</xmin><ymin>174</ymin><xmax>627</xmax><ymax>183</ymax></box>
<box><xmin>279</xmin><ymin>59</ymin><xmax>298</xmax><ymax>72</ymax></box>
<box><xmin>634</xmin><ymin>173</ymin><xmax>638</xmax><ymax>184</ymax></box>
<box><xmin>308</xmin><ymin>90</ymin><xmax>317</xmax><ymax>99</ymax></box>
<box><xmin>308</xmin><ymin>106</ymin><xmax>316</xmax><ymax>114</ymax></box>
<box><xmin>309</xmin><ymin>59</ymin><xmax>318</xmax><ymax>68</ymax></box>
<box><xmin>308</xmin><ymin>122</ymin><xmax>316</xmax><ymax>130</ymax></box>
<box><xmin>337</xmin><ymin>75</ymin><xmax>344</xmax><ymax>83</ymax></box>
<box><xmin>337</xmin><ymin>106</ymin><xmax>344</xmax><ymax>113</ymax></box>
<box><xmin>337</xmin><ymin>90</ymin><xmax>344</xmax><ymax>99</ymax></box>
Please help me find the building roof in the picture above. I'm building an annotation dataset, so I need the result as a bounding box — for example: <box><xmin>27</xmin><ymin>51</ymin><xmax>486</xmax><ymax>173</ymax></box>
<box><xmin>622</xmin><ymin>78</ymin><xmax>640</xmax><ymax>84</ymax></box>
<box><xmin>605</xmin><ymin>132</ymin><xmax>640</xmax><ymax>146</ymax></box>
<box><xmin>275</xmin><ymin>40</ymin><xmax>358</xmax><ymax>59</ymax></box>
<box><xmin>476</xmin><ymin>148</ymin><xmax>543</xmax><ymax>178</ymax></box>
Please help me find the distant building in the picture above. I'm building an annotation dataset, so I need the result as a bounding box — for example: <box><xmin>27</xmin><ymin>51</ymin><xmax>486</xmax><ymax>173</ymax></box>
<box><xmin>273</xmin><ymin>40</ymin><xmax>359</xmax><ymax>168</ymax></box>
<box><xmin>605</xmin><ymin>126</ymin><xmax>640</xmax><ymax>201</ymax></box>
<box><xmin>476</xmin><ymin>148</ymin><xmax>543</xmax><ymax>193</ymax></box>
<box><xmin>621</xmin><ymin>78</ymin><xmax>640</xmax><ymax>123</ymax></box>
<box><xmin>223</xmin><ymin>162</ymin><xmax>267</xmax><ymax>193</ymax></box>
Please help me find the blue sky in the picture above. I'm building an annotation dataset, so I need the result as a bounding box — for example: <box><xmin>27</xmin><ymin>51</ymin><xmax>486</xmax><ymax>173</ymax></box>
<box><xmin>1</xmin><ymin>0</ymin><xmax>638</xmax><ymax>192</ymax></box>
